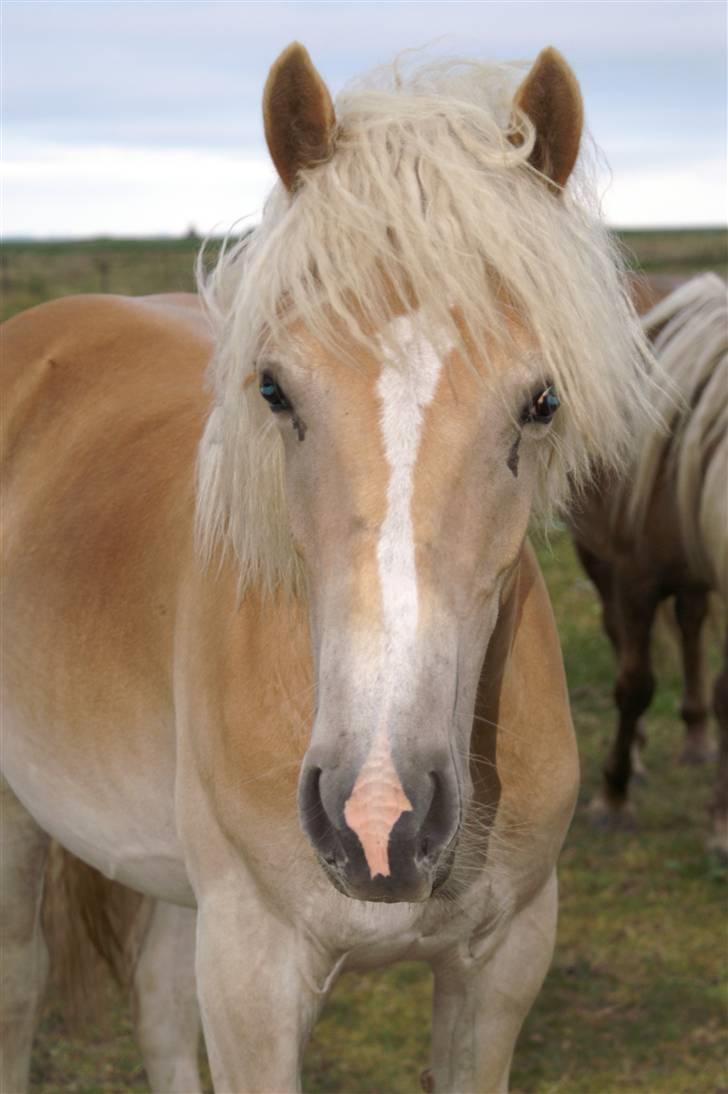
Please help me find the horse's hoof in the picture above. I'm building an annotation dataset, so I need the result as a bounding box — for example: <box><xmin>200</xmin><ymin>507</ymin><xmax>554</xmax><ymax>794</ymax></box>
<box><xmin>420</xmin><ymin>1067</ymin><xmax>435</xmax><ymax>1093</ymax></box>
<box><xmin>588</xmin><ymin>793</ymin><xmax>636</xmax><ymax>832</ymax></box>
<box><xmin>679</xmin><ymin>740</ymin><xmax>715</xmax><ymax>766</ymax></box>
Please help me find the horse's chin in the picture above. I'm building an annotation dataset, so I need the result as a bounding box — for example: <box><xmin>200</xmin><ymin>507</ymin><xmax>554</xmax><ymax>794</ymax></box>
<box><xmin>316</xmin><ymin>843</ymin><xmax>457</xmax><ymax>904</ymax></box>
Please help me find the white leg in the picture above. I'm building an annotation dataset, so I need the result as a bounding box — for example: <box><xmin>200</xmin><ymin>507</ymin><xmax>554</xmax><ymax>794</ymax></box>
<box><xmin>429</xmin><ymin>874</ymin><xmax>558</xmax><ymax>1094</ymax></box>
<box><xmin>133</xmin><ymin>900</ymin><xmax>202</xmax><ymax>1093</ymax></box>
<box><xmin>0</xmin><ymin>777</ymin><xmax>50</xmax><ymax>1093</ymax></box>
<box><xmin>195</xmin><ymin>884</ymin><xmax>330</xmax><ymax>1093</ymax></box>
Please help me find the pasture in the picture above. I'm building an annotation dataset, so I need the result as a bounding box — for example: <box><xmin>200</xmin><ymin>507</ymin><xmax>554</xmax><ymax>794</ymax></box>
<box><xmin>3</xmin><ymin>233</ymin><xmax>726</xmax><ymax>1092</ymax></box>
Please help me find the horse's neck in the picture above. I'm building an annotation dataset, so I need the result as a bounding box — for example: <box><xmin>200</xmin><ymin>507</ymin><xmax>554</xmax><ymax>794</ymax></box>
<box><xmin>470</xmin><ymin>542</ymin><xmax>578</xmax><ymax>863</ymax></box>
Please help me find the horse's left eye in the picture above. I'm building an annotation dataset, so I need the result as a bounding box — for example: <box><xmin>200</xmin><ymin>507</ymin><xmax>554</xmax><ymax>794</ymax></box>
<box><xmin>259</xmin><ymin>371</ymin><xmax>291</xmax><ymax>413</ymax></box>
<box><xmin>523</xmin><ymin>384</ymin><xmax>560</xmax><ymax>425</ymax></box>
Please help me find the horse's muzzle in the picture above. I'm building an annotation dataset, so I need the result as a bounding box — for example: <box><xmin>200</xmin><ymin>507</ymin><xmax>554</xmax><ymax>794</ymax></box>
<box><xmin>298</xmin><ymin>760</ymin><xmax>460</xmax><ymax>903</ymax></box>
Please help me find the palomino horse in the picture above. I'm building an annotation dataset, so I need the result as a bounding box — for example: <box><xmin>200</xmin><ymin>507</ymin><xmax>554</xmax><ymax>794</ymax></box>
<box><xmin>2</xmin><ymin>44</ymin><xmax>657</xmax><ymax>1092</ymax></box>
<box><xmin>570</xmin><ymin>273</ymin><xmax>728</xmax><ymax>855</ymax></box>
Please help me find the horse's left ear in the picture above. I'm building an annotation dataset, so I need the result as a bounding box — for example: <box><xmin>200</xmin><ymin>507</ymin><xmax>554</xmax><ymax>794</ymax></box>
<box><xmin>263</xmin><ymin>42</ymin><xmax>336</xmax><ymax>192</ymax></box>
<box><xmin>512</xmin><ymin>47</ymin><xmax>583</xmax><ymax>193</ymax></box>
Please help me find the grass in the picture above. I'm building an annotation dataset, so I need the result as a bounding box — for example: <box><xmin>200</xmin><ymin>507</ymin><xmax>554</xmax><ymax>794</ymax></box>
<box><xmin>2</xmin><ymin>228</ymin><xmax>726</xmax><ymax>322</ymax></box>
<box><xmin>5</xmin><ymin>234</ymin><xmax>726</xmax><ymax>1092</ymax></box>
<box><xmin>618</xmin><ymin>228</ymin><xmax>728</xmax><ymax>276</ymax></box>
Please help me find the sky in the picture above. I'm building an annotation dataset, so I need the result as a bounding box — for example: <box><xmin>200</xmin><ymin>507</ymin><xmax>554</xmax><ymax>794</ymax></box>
<box><xmin>2</xmin><ymin>0</ymin><xmax>726</xmax><ymax>237</ymax></box>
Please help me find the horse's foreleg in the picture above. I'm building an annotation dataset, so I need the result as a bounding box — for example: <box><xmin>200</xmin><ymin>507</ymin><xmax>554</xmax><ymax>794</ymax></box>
<box><xmin>574</xmin><ymin>542</ymin><xmax>619</xmax><ymax>652</ymax></box>
<box><xmin>674</xmin><ymin>587</ymin><xmax>712</xmax><ymax>764</ymax></box>
<box><xmin>0</xmin><ymin>776</ymin><xmax>50</xmax><ymax>1093</ymax></box>
<box><xmin>576</xmin><ymin>549</ymin><xmax>648</xmax><ymax>782</ymax></box>
<box><xmin>709</xmin><ymin>630</ymin><xmax>728</xmax><ymax>861</ymax></box>
<box><xmin>597</xmin><ymin>583</ymin><xmax>659</xmax><ymax>820</ymax></box>
<box><xmin>133</xmin><ymin>900</ymin><xmax>202</xmax><ymax>1093</ymax></box>
<box><xmin>428</xmin><ymin>874</ymin><xmax>557</xmax><ymax>1094</ymax></box>
<box><xmin>194</xmin><ymin>884</ymin><xmax>329</xmax><ymax>1093</ymax></box>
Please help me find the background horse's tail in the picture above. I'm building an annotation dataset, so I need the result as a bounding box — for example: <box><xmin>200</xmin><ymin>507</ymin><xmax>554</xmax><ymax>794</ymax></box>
<box><xmin>629</xmin><ymin>272</ymin><xmax>728</xmax><ymax>596</ymax></box>
<box><xmin>42</xmin><ymin>842</ymin><xmax>150</xmax><ymax>1028</ymax></box>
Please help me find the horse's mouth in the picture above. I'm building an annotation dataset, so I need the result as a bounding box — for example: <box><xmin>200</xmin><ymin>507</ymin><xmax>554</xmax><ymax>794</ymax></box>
<box><xmin>315</xmin><ymin>836</ymin><xmax>457</xmax><ymax>904</ymax></box>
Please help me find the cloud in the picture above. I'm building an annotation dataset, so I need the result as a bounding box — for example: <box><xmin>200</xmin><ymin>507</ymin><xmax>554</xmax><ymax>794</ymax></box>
<box><xmin>3</xmin><ymin>0</ymin><xmax>726</xmax><ymax>233</ymax></box>
<box><xmin>2</xmin><ymin>143</ymin><xmax>275</xmax><ymax>237</ymax></box>
<box><xmin>598</xmin><ymin>158</ymin><xmax>727</xmax><ymax>227</ymax></box>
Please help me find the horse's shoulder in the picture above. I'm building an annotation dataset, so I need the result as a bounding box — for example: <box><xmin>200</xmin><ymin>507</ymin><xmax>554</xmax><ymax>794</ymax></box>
<box><xmin>1</xmin><ymin>294</ymin><xmax>210</xmax><ymax>461</ymax></box>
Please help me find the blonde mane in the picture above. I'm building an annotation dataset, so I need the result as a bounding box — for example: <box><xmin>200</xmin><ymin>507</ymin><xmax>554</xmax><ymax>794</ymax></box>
<box><xmin>629</xmin><ymin>273</ymin><xmax>728</xmax><ymax>594</ymax></box>
<box><xmin>196</xmin><ymin>54</ymin><xmax>658</xmax><ymax>592</ymax></box>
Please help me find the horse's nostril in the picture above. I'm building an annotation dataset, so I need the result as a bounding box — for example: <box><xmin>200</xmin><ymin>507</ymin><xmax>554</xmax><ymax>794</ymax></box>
<box><xmin>417</xmin><ymin>768</ymin><xmax>458</xmax><ymax>864</ymax></box>
<box><xmin>299</xmin><ymin>765</ymin><xmax>327</xmax><ymax>841</ymax></box>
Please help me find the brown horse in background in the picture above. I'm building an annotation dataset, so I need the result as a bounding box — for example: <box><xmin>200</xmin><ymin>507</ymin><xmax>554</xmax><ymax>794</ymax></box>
<box><xmin>569</xmin><ymin>273</ymin><xmax>728</xmax><ymax>856</ymax></box>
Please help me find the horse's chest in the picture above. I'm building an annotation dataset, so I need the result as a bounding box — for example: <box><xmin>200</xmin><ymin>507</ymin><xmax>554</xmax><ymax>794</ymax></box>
<box><xmin>300</xmin><ymin>874</ymin><xmax>504</xmax><ymax>972</ymax></box>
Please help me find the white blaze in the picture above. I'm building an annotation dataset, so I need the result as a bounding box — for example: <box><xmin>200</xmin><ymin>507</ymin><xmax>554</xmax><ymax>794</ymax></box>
<box><xmin>344</xmin><ymin>317</ymin><xmax>445</xmax><ymax>878</ymax></box>
<box><xmin>377</xmin><ymin>317</ymin><xmax>444</xmax><ymax>645</ymax></box>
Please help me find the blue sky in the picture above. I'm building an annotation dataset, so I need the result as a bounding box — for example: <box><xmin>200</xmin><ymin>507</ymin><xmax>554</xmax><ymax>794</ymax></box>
<box><xmin>2</xmin><ymin>0</ymin><xmax>726</xmax><ymax>236</ymax></box>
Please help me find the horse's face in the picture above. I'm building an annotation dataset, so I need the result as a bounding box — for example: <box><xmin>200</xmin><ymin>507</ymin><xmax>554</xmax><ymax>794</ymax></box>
<box><xmin>259</xmin><ymin>314</ymin><xmax>557</xmax><ymax>901</ymax></box>
<box><xmin>253</xmin><ymin>41</ymin><xmax>583</xmax><ymax>901</ymax></box>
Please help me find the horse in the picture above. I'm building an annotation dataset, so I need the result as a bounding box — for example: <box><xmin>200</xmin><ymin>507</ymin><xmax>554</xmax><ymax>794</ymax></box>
<box><xmin>1</xmin><ymin>43</ymin><xmax>658</xmax><ymax>1092</ymax></box>
<box><xmin>569</xmin><ymin>273</ymin><xmax>728</xmax><ymax>856</ymax></box>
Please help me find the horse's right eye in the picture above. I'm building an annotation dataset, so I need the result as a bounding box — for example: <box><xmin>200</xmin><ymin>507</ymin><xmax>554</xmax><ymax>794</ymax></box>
<box><xmin>259</xmin><ymin>372</ymin><xmax>291</xmax><ymax>413</ymax></box>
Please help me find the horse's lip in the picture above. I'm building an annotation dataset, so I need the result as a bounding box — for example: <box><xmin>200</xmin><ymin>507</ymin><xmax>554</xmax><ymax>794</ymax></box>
<box><xmin>317</xmin><ymin>856</ymin><xmax>350</xmax><ymax>896</ymax></box>
<box><xmin>316</xmin><ymin>854</ymin><xmax>435</xmax><ymax>904</ymax></box>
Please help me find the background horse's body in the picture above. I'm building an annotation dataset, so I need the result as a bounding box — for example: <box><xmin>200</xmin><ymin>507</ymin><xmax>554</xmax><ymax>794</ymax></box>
<box><xmin>569</xmin><ymin>273</ymin><xmax>728</xmax><ymax>853</ymax></box>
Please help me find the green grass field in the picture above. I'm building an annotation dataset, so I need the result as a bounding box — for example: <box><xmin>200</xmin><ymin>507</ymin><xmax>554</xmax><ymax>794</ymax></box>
<box><xmin>2</xmin><ymin>228</ymin><xmax>726</xmax><ymax>323</ymax></box>
<box><xmin>3</xmin><ymin>233</ymin><xmax>726</xmax><ymax>1092</ymax></box>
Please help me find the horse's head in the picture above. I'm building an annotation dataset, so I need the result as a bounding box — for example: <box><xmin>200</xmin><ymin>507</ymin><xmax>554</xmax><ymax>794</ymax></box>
<box><xmin>199</xmin><ymin>44</ymin><xmax>653</xmax><ymax>902</ymax></box>
<box><xmin>263</xmin><ymin>308</ymin><xmax>556</xmax><ymax>903</ymax></box>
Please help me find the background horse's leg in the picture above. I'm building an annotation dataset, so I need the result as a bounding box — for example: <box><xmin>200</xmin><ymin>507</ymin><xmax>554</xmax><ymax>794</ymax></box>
<box><xmin>575</xmin><ymin>545</ymin><xmax>649</xmax><ymax>780</ymax></box>
<box><xmin>574</xmin><ymin>542</ymin><xmax>619</xmax><ymax>651</ymax></box>
<box><xmin>0</xmin><ymin>776</ymin><xmax>50</xmax><ymax>1093</ymax></box>
<box><xmin>709</xmin><ymin>630</ymin><xmax>728</xmax><ymax>861</ymax></box>
<box><xmin>428</xmin><ymin>873</ymin><xmax>558</xmax><ymax>1094</ymax></box>
<box><xmin>674</xmin><ymin>587</ymin><xmax>713</xmax><ymax>763</ymax></box>
<box><xmin>595</xmin><ymin>581</ymin><xmax>660</xmax><ymax>824</ymax></box>
<box><xmin>133</xmin><ymin>900</ymin><xmax>202</xmax><ymax>1093</ymax></box>
<box><xmin>194</xmin><ymin>883</ymin><xmax>330</xmax><ymax>1092</ymax></box>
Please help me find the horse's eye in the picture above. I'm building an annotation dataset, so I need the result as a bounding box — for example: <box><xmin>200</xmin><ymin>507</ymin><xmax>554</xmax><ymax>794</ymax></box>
<box><xmin>259</xmin><ymin>371</ymin><xmax>291</xmax><ymax>413</ymax></box>
<box><xmin>523</xmin><ymin>384</ymin><xmax>560</xmax><ymax>426</ymax></box>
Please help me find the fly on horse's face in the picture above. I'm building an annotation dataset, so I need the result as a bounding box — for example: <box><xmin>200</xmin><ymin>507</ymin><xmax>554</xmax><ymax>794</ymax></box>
<box><xmin>258</xmin><ymin>315</ymin><xmax>560</xmax><ymax>901</ymax></box>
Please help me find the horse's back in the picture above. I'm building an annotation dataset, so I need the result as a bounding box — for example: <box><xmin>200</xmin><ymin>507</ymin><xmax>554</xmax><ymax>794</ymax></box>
<box><xmin>1</xmin><ymin>295</ymin><xmax>210</xmax><ymax>897</ymax></box>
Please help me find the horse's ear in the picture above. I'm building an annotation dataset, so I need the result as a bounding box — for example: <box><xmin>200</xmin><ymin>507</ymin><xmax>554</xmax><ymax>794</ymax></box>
<box><xmin>263</xmin><ymin>42</ymin><xmax>336</xmax><ymax>192</ymax></box>
<box><xmin>512</xmin><ymin>47</ymin><xmax>583</xmax><ymax>193</ymax></box>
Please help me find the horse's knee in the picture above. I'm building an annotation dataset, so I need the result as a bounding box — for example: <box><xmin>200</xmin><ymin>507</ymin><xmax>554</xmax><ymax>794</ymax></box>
<box><xmin>615</xmin><ymin>666</ymin><xmax>655</xmax><ymax>720</ymax></box>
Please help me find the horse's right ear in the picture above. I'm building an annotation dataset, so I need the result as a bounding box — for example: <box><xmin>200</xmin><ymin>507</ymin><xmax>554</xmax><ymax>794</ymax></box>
<box><xmin>263</xmin><ymin>43</ymin><xmax>336</xmax><ymax>192</ymax></box>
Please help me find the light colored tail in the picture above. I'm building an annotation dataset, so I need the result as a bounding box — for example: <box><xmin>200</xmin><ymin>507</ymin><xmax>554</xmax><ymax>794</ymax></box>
<box><xmin>630</xmin><ymin>273</ymin><xmax>728</xmax><ymax>596</ymax></box>
<box><xmin>41</xmin><ymin>843</ymin><xmax>151</xmax><ymax>1029</ymax></box>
